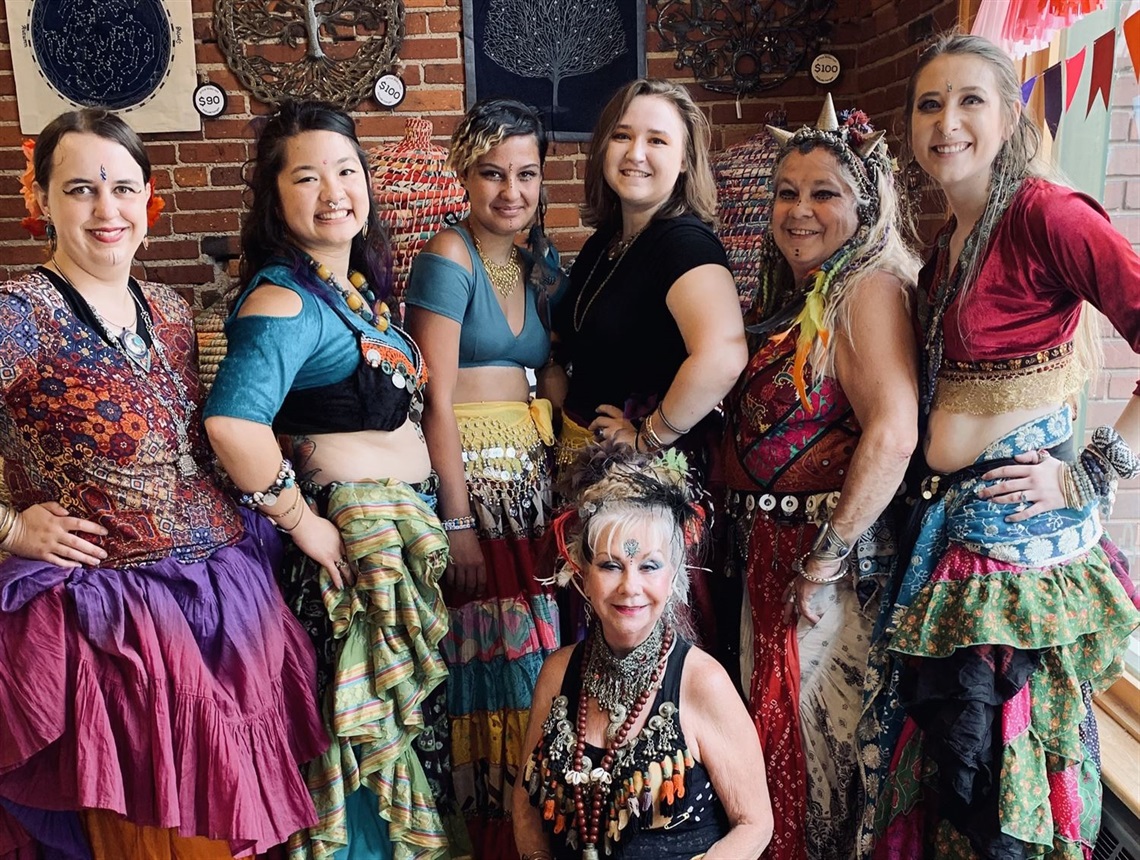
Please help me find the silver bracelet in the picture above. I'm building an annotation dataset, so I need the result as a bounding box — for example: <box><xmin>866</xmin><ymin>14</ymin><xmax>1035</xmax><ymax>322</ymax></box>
<box><xmin>809</xmin><ymin>521</ymin><xmax>853</xmax><ymax>563</ymax></box>
<box><xmin>793</xmin><ymin>554</ymin><xmax>848</xmax><ymax>585</ymax></box>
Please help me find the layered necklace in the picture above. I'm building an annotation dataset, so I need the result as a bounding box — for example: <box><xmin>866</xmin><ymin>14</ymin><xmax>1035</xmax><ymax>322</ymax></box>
<box><xmin>472</xmin><ymin>232</ymin><xmax>521</xmax><ymax>299</ymax></box>
<box><xmin>571</xmin><ymin>224</ymin><xmax>646</xmax><ymax>332</ymax></box>
<box><xmin>307</xmin><ymin>256</ymin><xmax>427</xmax><ymax>420</ymax></box>
<box><xmin>571</xmin><ymin>622</ymin><xmax>673</xmax><ymax>860</ymax></box>
<box><xmin>51</xmin><ymin>263</ymin><xmax>199</xmax><ymax>478</ymax></box>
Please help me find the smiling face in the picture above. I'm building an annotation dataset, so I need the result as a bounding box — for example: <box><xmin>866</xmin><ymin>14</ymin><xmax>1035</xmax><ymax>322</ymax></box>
<box><xmin>771</xmin><ymin>147</ymin><xmax>860</xmax><ymax>281</ymax></box>
<box><xmin>602</xmin><ymin>94</ymin><xmax>688</xmax><ymax>223</ymax></box>
<box><xmin>35</xmin><ymin>132</ymin><xmax>151</xmax><ymax>278</ymax></box>
<box><xmin>909</xmin><ymin>52</ymin><xmax>1016</xmax><ymax>206</ymax></box>
<box><xmin>275</xmin><ymin>129</ymin><xmax>371</xmax><ymax>262</ymax></box>
<box><xmin>581</xmin><ymin>510</ymin><xmax>681</xmax><ymax>655</ymax></box>
<box><xmin>462</xmin><ymin>133</ymin><xmax>542</xmax><ymax>238</ymax></box>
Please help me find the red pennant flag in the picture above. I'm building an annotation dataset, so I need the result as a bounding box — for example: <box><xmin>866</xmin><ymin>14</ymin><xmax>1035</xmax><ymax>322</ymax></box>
<box><xmin>1064</xmin><ymin>47</ymin><xmax>1086</xmax><ymax>111</ymax></box>
<box><xmin>1125</xmin><ymin>10</ymin><xmax>1140</xmax><ymax>84</ymax></box>
<box><xmin>1042</xmin><ymin>62</ymin><xmax>1063</xmax><ymax>138</ymax></box>
<box><xmin>1087</xmin><ymin>29</ymin><xmax>1115</xmax><ymax>115</ymax></box>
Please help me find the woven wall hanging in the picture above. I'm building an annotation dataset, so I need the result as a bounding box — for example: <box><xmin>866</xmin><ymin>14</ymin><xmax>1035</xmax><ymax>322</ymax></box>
<box><xmin>214</xmin><ymin>0</ymin><xmax>404</xmax><ymax>108</ymax></box>
<box><xmin>370</xmin><ymin>118</ymin><xmax>469</xmax><ymax>304</ymax></box>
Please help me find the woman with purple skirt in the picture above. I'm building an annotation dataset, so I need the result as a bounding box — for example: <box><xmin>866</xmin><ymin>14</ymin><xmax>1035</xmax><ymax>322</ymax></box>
<box><xmin>0</xmin><ymin>109</ymin><xmax>328</xmax><ymax>859</ymax></box>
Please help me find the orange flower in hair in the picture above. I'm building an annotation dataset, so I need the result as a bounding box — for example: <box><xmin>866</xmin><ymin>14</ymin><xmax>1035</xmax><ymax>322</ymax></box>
<box><xmin>19</xmin><ymin>136</ymin><xmax>166</xmax><ymax>238</ymax></box>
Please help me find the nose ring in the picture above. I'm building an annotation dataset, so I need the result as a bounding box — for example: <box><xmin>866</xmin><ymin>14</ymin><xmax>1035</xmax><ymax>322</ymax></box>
<box><xmin>327</xmin><ymin>199</ymin><xmax>341</xmax><ymax>210</ymax></box>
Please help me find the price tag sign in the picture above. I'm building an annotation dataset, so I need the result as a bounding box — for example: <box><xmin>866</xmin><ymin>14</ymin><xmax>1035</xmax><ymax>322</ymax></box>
<box><xmin>810</xmin><ymin>54</ymin><xmax>841</xmax><ymax>86</ymax></box>
<box><xmin>193</xmin><ymin>82</ymin><xmax>227</xmax><ymax>119</ymax></box>
<box><xmin>374</xmin><ymin>74</ymin><xmax>406</xmax><ymax>109</ymax></box>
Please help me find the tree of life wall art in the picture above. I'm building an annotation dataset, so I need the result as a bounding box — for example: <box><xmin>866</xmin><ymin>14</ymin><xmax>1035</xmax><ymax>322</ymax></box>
<box><xmin>462</xmin><ymin>0</ymin><xmax>645</xmax><ymax>141</ymax></box>
<box><xmin>5</xmin><ymin>0</ymin><xmax>199</xmax><ymax>134</ymax></box>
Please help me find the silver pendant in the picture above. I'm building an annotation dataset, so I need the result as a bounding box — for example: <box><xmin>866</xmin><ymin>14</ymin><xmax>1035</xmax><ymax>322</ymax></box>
<box><xmin>391</xmin><ymin>372</ymin><xmax>406</xmax><ymax>390</ymax></box>
<box><xmin>117</xmin><ymin>329</ymin><xmax>152</xmax><ymax>372</ymax></box>
<box><xmin>179</xmin><ymin>453</ymin><xmax>199</xmax><ymax>476</ymax></box>
<box><xmin>583</xmin><ymin>846</ymin><xmax>599</xmax><ymax>860</ymax></box>
<box><xmin>365</xmin><ymin>347</ymin><xmax>381</xmax><ymax>368</ymax></box>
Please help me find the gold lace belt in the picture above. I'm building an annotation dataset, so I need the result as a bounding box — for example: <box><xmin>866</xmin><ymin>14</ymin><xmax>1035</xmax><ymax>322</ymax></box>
<box><xmin>933</xmin><ymin>343</ymin><xmax>1081</xmax><ymax>414</ymax></box>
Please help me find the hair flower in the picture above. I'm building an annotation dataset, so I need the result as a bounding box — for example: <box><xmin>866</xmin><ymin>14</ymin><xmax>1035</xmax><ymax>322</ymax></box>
<box><xmin>19</xmin><ymin>137</ymin><xmax>166</xmax><ymax>238</ymax></box>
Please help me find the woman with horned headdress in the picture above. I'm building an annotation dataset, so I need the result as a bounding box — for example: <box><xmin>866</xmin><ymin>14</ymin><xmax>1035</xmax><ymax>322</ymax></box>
<box><xmin>721</xmin><ymin>94</ymin><xmax>921</xmax><ymax>860</ymax></box>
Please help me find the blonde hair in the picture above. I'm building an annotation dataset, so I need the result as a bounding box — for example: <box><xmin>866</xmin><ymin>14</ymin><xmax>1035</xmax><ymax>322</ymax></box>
<box><xmin>581</xmin><ymin>78</ymin><xmax>718</xmax><ymax>229</ymax></box>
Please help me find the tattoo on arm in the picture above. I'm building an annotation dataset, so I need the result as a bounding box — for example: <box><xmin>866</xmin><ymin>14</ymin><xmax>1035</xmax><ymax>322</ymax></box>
<box><xmin>286</xmin><ymin>434</ymin><xmax>322</xmax><ymax>484</ymax></box>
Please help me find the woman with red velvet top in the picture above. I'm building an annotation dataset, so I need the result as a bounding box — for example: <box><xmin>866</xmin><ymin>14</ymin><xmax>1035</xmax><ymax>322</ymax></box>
<box><xmin>864</xmin><ymin>33</ymin><xmax>1140</xmax><ymax>860</ymax></box>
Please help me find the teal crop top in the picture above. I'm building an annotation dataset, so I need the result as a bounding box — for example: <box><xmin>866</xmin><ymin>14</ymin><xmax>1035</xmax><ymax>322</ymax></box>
<box><xmin>203</xmin><ymin>262</ymin><xmax>419</xmax><ymax>427</ymax></box>
<box><xmin>404</xmin><ymin>226</ymin><xmax>551</xmax><ymax>369</ymax></box>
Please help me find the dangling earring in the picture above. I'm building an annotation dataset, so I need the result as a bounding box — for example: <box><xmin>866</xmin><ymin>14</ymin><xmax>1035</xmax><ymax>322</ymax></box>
<box><xmin>46</xmin><ymin>221</ymin><xmax>57</xmax><ymax>253</ymax></box>
<box><xmin>361</xmin><ymin>220</ymin><xmax>369</xmax><ymax>240</ymax></box>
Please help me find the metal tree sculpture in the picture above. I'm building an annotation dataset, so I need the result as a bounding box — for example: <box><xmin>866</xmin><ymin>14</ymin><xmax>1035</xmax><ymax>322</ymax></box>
<box><xmin>215</xmin><ymin>0</ymin><xmax>404</xmax><ymax>108</ymax></box>
<box><xmin>651</xmin><ymin>0</ymin><xmax>835</xmax><ymax>96</ymax></box>
<box><xmin>483</xmin><ymin>0</ymin><xmax>626</xmax><ymax>110</ymax></box>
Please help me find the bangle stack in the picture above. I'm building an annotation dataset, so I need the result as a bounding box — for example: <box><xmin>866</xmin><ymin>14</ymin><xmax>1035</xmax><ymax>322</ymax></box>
<box><xmin>266</xmin><ymin>489</ymin><xmax>306</xmax><ymax>532</ymax></box>
<box><xmin>0</xmin><ymin>503</ymin><xmax>17</xmax><ymax>546</ymax></box>
<box><xmin>238</xmin><ymin>459</ymin><xmax>297</xmax><ymax>509</ymax></box>
<box><xmin>794</xmin><ymin>553</ymin><xmax>848</xmax><ymax>585</ymax></box>
<box><xmin>1061</xmin><ymin>426</ymin><xmax>1138</xmax><ymax>510</ymax></box>
<box><xmin>808</xmin><ymin>521</ymin><xmax>853</xmax><ymax>563</ymax></box>
<box><xmin>520</xmin><ymin>851</ymin><xmax>554</xmax><ymax>860</ymax></box>
<box><xmin>641</xmin><ymin>413</ymin><xmax>667</xmax><ymax>452</ymax></box>
<box><xmin>441</xmin><ymin>515</ymin><xmax>476</xmax><ymax>532</ymax></box>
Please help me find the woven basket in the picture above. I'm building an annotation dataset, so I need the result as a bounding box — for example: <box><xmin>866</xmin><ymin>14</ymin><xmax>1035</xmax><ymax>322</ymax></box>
<box><xmin>370</xmin><ymin>118</ymin><xmax>468</xmax><ymax>304</ymax></box>
<box><xmin>712</xmin><ymin>128</ymin><xmax>780</xmax><ymax>312</ymax></box>
<box><xmin>196</xmin><ymin>293</ymin><xmax>236</xmax><ymax>398</ymax></box>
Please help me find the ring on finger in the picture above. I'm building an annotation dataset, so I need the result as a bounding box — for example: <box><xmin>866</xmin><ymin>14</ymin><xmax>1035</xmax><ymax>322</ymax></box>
<box><xmin>334</xmin><ymin>558</ymin><xmax>349</xmax><ymax>570</ymax></box>
<box><xmin>1019</xmin><ymin>491</ymin><xmax>1027</xmax><ymax>503</ymax></box>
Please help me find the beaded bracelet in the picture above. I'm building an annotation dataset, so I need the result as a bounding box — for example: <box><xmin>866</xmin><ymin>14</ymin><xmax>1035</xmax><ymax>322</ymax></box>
<box><xmin>267</xmin><ymin>491</ymin><xmax>305</xmax><ymax>532</ymax></box>
<box><xmin>0</xmin><ymin>503</ymin><xmax>17</xmax><ymax>546</ymax></box>
<box><xmin>238</xmin><ymin>459</ymin><xmax>297</xmax><ymax>509</ymax></box>
<box><xmin>441</xmin><ymin>515</ymin><xmax>476</xmax><ymax>532</ymax></box>
<box><xmin>1090</xmin><ymin>425</ymin><xmax>1140</xmax><ymax>480</ymax></box>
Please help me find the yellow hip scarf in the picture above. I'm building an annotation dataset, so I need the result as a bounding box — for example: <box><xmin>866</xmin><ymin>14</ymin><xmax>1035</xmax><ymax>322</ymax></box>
<box><xmin>556</xmin><ymin>413</ymin><xmax>594</xmax><ymax>469</ymax></box>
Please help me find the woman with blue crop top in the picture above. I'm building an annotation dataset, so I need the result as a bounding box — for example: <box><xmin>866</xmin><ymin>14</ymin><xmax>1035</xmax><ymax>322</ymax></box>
<box><xmin>204</xmin><ymin>101</ymin><xmax>457</xmax><ymax>860</ymax></box>
<box><xmin>404</xmin><ymin>99</ymin><xmax>566</xmax><ymax>860</ymax></box>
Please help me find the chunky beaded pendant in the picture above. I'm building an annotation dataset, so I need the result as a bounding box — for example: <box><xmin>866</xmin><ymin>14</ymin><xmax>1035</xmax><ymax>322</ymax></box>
<box><xmin>310</xmin><ymin>259</ymin><xmax>391</xmax><ymax>332</ymax></box>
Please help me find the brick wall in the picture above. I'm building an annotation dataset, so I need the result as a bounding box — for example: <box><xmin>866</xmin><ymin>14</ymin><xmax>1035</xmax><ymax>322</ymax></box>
<box><xmin>1090</xmin><ymin>46</ymin><xmax>1140</xmax><ymax>562</ymax></box>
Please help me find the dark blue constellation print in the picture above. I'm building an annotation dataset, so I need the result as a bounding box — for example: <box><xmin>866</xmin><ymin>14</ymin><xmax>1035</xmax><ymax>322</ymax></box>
<box><xmin>31</xmin><ymin>0</ymin><xmax>171</xmax><ymax>110</ymax></box>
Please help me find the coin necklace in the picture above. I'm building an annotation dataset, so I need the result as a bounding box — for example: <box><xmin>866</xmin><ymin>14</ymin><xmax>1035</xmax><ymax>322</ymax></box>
<box><xmin>473</xmin><ymin>233</ymin><xmax>521</xmax><ymax>299</ymax></box>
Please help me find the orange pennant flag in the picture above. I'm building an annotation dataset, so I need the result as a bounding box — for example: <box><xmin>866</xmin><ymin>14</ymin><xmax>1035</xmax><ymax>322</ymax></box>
<box><xmin>1125</xmin><ymin>10</ymin><xmax>1140</xmax><ymax>84</ymax></box>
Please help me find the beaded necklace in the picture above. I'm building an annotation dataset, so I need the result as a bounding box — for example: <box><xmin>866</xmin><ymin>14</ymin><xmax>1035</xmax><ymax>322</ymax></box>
<box><xmin>51</xmin><ymin>265</ymin><xmax>199</xmax><ymax>478</ymax></box>
<box><xmin>570</xmin><ymin>624</ymin><xmax>673</xmax><ymax>860</ymax></box>
<box><xmin>307</xmin><ymin>255</ymin><xmax>428</xmax><ymax>421</ymax></box>
<box><xmin>572</xmin><ymin>225</ymin><xmax>646</xmax><ymax>333</ymax></box>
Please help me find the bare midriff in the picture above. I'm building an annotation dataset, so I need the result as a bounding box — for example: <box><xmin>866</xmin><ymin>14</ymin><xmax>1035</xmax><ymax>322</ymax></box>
<box><xmin>453</xmin><ymin>364</ymin><xmax>532</xmax><ymax>405</ymax></box>
<box><xmin>924</xmin><ymin>401</ymin><xmax>1063</xmax><ymax>473</ymax></box>
<box><xmin>296</xmin><ymin>417</ymin><xmax>432</xmax><ymax>486</ymax></box>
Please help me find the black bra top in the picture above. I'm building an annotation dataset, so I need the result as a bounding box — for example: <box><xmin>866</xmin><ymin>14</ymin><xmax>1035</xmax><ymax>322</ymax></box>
<box><xmin>273</xmin><ymin>296</ymin><xmax>426</xmax><ymax>436</ymax></box>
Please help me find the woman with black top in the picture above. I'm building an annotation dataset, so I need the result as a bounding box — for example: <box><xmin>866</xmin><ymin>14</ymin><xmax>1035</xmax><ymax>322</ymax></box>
<box><xmin>549</xmin><ymin>78</ymin><xmax>746</xmax><ymax>476</ymax></box>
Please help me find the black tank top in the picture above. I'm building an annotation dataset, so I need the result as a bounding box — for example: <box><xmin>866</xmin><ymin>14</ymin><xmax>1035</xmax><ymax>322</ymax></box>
<box><xmin>524</xmin><ymin>637</ymin><xmax>729</xmax><ymax>859</ymax></box>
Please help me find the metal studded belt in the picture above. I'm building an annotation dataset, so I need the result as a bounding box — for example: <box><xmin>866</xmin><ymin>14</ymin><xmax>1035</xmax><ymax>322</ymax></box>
<box><xmin>727</xmin><ymin>488</ymin><xmax>841</xmax><ymax>524</ymax></box>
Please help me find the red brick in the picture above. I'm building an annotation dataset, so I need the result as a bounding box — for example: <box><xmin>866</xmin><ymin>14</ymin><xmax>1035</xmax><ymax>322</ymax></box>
<box><xmin>146</xmin><ymin>264</ymin><xmax>217</xmax><ymax>286</ymax></box>
<box><xmin>174</xmin><ymin>166</ymin><xmax>209</xmax><ymax>189</ymax></box>
<box><xmin>399</xmin><ymin>37</ymin><xmax>460</xmax><ymax>60</ymax></box>
<box><xmin>172</xmin><ymin>211</ymin><xmax>241</xmax><ymax>234</ymax></box>
<box><xmin>405</xmin><ymin>12</ymin><xmax>428</xmax><ymax>35</ymax></box>
<box><xmin>428</xmin><ymin>11</ymin><xmax>461</xmax><ymax>32</ymax></box>
<box><xmin>180</xmin><ymin>141</ymin><xmax>249</xmax><ymax>163</ymax></box>
<box><xmin>396</xmin><ymin>88</ymin><xmax>463</xmax><ymax>112</ymax></box>
<box><xmin>136</xmin><ymin>239</ymin><xmax>201</xmax><ymax>262</ymax></box>
<box><xmin>423</xmin><ymin>62</ymin><xmax>464</xmax><ymax>85</ymax></box>
<box><xmin>542</xmin><ymin>161</ymin><xmax>574</xmax><ymax>181</ymax></box>
<box><xmin>174</xmin><ymin>189</ymin><xmax>245</xmax><ymax>211</ymax></box>
<box><xmin>545</xmin><ymin>205</ymin><xmax>583</xmax><ymax>228</ymax></box>
<box><xmin>210</xmin><ymin>166</ymin><xmax>245</xmax><ymax>187</ymax></box>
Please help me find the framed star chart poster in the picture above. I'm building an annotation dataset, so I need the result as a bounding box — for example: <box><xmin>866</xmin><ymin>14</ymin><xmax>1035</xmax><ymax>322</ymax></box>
<box><xmin>5</xmin><ymin>0</ymin><xmax>200</xmax><ymax>134</ymax></box>
<box><xmin>462</xmin><ymin>0</ymin><xmax>645</xmax><ymax>141</ymax></box>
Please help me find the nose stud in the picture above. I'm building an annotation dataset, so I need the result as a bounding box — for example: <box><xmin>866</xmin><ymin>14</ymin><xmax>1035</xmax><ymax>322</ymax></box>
<box><xmin>327</xmin><ymin>199</ymin><xmax>342</xmax><ymax>210</ymax></box>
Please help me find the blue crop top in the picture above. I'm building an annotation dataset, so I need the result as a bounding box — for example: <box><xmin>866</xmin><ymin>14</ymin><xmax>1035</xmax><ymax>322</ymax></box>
<box><xmin>204</xmin><ymin>262</ymin><xmax>424</xmax><ymax>433</ymax></box>
<box><xmin>404</xmin><ymin>226</ymin><xmax>551</xmax><ymax>369</ymax></box>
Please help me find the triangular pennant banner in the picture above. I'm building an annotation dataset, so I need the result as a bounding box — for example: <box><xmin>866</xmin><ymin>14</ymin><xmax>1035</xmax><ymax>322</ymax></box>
<box><xmin>1064</xmin><ymin>47</ymin><xmax>1086</xmax><ymax>111</ymax></box>
<box><xmin>1126</xmin><ymin>10</ymin><xmax>1140</xmax><ymax>84</ymax></box>
<box><xmin>1042</xmin><ymin>62</ymin><xmax>1063</xmax><ymax>137</ymax></box>
<box><xmin>1087</xmin><ymin>29</ymin><xmax>1116</xmax><ymax>115</ymax></box>
<box><xmin>1022</xmin><ymin>75</ymin><xmax>1038</xmax><ymax>105</ymax></box>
